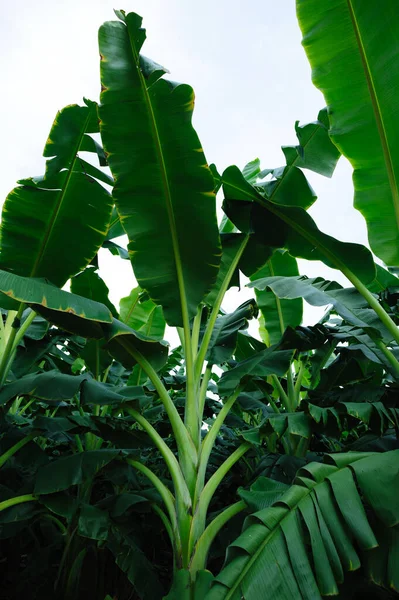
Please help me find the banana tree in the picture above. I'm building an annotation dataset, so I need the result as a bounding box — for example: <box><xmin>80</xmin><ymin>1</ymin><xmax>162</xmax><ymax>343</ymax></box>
<box><xmin>1</xmin><ymin>6</ymin><xmax>399</xmax><ymax>600</ymax></box>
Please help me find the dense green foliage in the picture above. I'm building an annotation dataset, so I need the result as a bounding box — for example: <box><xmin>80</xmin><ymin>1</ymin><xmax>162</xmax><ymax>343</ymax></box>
<box><xmin>0</xmin><ymin>4</ymin><xmax>398</xmax><ymax>599</ymax></box>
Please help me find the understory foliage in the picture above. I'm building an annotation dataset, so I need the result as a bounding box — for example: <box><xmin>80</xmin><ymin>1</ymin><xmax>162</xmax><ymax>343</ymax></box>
<box><xmin>1</xmin><ymin>3</ymin><xmax>399</xmax><ymax>599</ymax></box>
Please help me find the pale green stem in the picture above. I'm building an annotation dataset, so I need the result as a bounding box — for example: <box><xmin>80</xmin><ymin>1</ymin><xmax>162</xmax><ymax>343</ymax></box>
<box><xmin>372</xmin><ymin>337</ymin><xmax>399</xmax><ymax>378</ymax></box>
<box><xmin>189</xmin><ymin>443</ymin><xmax>251</xmax><ymax>556</ymax></box>
<box><xmin>198</xmin><ymin>363</ymin><xmax>213</xmax><ymax>421</ymax></box>
<box><xmin>194</xmin><ymin>386</ymin><xmax>243</xmax><ymax>507</ymax></box>
<box><xmin>346</xmin><ymin>273</ymin><xmax>399</xmax><ymax>348</ymax></box>
<box><xmin>268</xmin><ymin>396</ymin><xmax>281</xmax><ymax>414</ymax></box>
<box><xmin>177</xmin><ymin>327</ymin><xmax>186</xmax><ymax>352</ymax></box>
<box><xmin>126</xmin><ymin>458</ymin><xmax>177</xmax><ymax>536</ymax></box>
<box><xmin>74</xmin><ymin>434</ymin><xmax>84</xmax><ymax>454</ymax></box>
<box><xmin>126</xmin><ymin>408</ymin><xmax>191</xmax><ymax>509</ymax></box>
<box><xmin>40</xmin><ymin>513</ymin><xmax>67</xmax><ymax>535</ymax></box>
<box><xmin>0</xmin><ymin>434</ymin><xmax>35</xmax><ymax>468</ymax></box>
<box><xmin>293</xmin><ymin>359</ymin><xmax>307</xmax><ymax>407</ymax></box>
<box><xmin>0</xmin><ymin>493</ymin><xmax>36</xmax><ymax>512</ymax></box>
<box><xmin>13</xmin><ymin>310</ymin><xmax>37</xmax><ymax>348</ymax></box>
<box><xmin>286</xmin><ymin>367</ymin><xmax>296</xmax><ymax>412</ymax></box>
<box><xmin>190</xmin><ymin>500</ymin><xmax>246</xmax><ymax>574</ymax></box>
<box><xmin>0</xmin><ymin>305</ymin><xmax>24</xmax><ymax>386</ymax></box>
<box><xmin>271</xmin><ymin>374</ymin><xmax>290</xmax><ymax>412</ymax></box>
<box><xmin>102</xmin><ymin>363</ymin><xmax>112</xmax><ymax>383</ymax></box>
<box><xmin>1</xmin><ymin>309</ymin><xmax>36</xmax><ymax>386</ymax></box>
<box><xmin>151</xmin><ymin>503</ymin><xmax>174</xmax><ymax>550</ymax></box>
<box><xmin>117</xmin><ymin>338</ymin><xmax>197</xmax><ymax>487</ymax></box>
<box><xmin>18</xmin><ymin>397</ymin><xmax>36</xmax><ymax>415</ymax></box>
<box><xmin>195</xmin><ymin>235</ymin><xmax>250</xmax><ymax>381</ymax></box>
<box><xmin>191</xmin><ymin>306</ymin><xmax>203</xmax><ymax>360</ymax></box>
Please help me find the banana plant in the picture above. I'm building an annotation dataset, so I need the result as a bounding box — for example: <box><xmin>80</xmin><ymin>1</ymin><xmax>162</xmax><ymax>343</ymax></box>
<box><xmin>1</xmin><ymin>6</ymin><xmax>399</xmax><ymax>600</ymax></box>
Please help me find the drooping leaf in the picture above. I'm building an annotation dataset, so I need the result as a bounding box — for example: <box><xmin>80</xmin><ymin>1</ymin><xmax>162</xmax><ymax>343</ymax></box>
<box><xmin>0</xmin><ymin>101</ymin><xmax>113</xmax><ymax>286</ymax></box>
<box><xmin>206</xmin><ymin>300</ymin><xmax>258</xmax><ymax>365</ymax></box>
<box><xmin>102</xmin><ymin>318</ymin><xmax>168</xmax><ymax>372</ymax></box>
<box><xmin>34</xmin><ymin>449</ymin><xmax>122</xmax><ymax>494</ymax></box>
<box><xmin>0</xmin><ymin>269</ymin><xmax>112</xmax><ymax>337</ymax></box>
<box><xmin>250</xmin><ymin>275</ymin><xmax>390</xmax><ymax>341</ymax></box>
<box><xmin>282</xmin><ymin>108</ymin><xmax>340</xmax><ymax>177</ymax></box>
<box><xmin>98</xmin><ymin>12</ymin><xmax>221</xmax><ymax>326</ymax></box>
<box><xmin>218</xmin><ymin>346</ymin><xmax>294</xmax><ymax>395</ymax></box>
<box><xmin>222</xmin><ymin>166</ymin><xmax>376</xmax><ymax>285</ymax></box>
<box><xmin>297</xmin><ymin>0</ymin><xmax>399</xmax><ymax>266</ymax></box>
<box><xmin>0</xmin><ymin>371</ymin><xmax>87</xmax><ymax>406</ymax></box>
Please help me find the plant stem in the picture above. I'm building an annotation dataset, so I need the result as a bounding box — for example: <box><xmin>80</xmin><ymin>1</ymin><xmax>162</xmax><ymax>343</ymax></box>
<box><xmin>151</xmin><ymin>503</ymin><xmax>174</xmax><ymax>550</ymax></box>
<box><xmin>13</xmin><ymin>309</ymin><xmax>37</xmax><ymax>348</ymax></box>
<box><xmin>372</xmin><ymin>337</ymin><xmax>399</xmax><ymax>378</ymax></box>
<box><xmin>40</xmin><ymin>513</ymin><xmax>67</xmax><ymax>535</ymax></box>
<box><xmin>126</xmin><ymin>408</ymin><xmax>190</xmax><ymax>506</ymax></box>
<box><xmin>191</xmin><ymin>306</ymin><xmax>203</xmax><ymax>360</ymax></box>
<box><xmin>194</xmin><ymin>386</ymin><xmax>243</xmax><ymax>507</ymax></box>
<box><xmin>189</xmin><ymin>443</ymin><xmax>251</xmax><ymax>555</ymax></box>
<box><xmin>74</xmin><ymin>434</ymin><xmax>84</xmax><ymax>454</ymax></box>
<box><xmin>117</xmin><ymin>338</ymin><xmax>197</xmax><ymax>485</ymax></box>
<box><xmin>126</xmin><ymin>458</ymin><xmax>177</xmax><ymax>536</ymax></box>
<box><xmin>190</xmin><ymin>500</ymin><xmax>246</xmax><ymax>574</ymax></box>
<box><xmin>286</xmin><ymin>367</ymin><xmax>296</xmax><ymax>412</ymax></box>
<box><xmin>198</xmin><ymin>363</ymin><xmax>213</xmax><ymax>422</ymax></box>
<box><xmin>195</xmin><ymin>235</ymin><xmax>250</xmax><ymax>381</ymax></box>
<box><xmin>0</xmin><ymin>305</ymin><xmax>24</xmax><ymax>386</ymax></box>
<box><xmin>294</xmin><ymin>359</ymin><xmax>307</xmax><ymax>406</ymax></box>
<box><xmin>0</xmin><ymin>434</ymin><xmax>35</xmax><ymax>468</ymax></box>
<box><xmin>342</xmin><ymin>272</ymin><xmax>399</xmax><ymax>346</ymax></box>
<box><xmin>271</xmin><ymin>374</ymin><xmax>290</xmax><ymax>412</ymax></box>
<box><xmin>0</xmin><ymin>493</ymin><xmax>36</xmax><ymax>512</ymax></box>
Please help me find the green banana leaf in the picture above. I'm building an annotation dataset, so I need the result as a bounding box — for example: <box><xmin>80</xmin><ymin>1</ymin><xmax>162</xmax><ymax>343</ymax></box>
<box><xmin>98</xmin><ymin>12</ymin><xmax>221</xmax><ymax>326</ymax></box>
<box><xmin>34</xmin><ymin>449</ymin><xmax>122</xmax><ymax>494</ymax></box>
<box><xmin>297</xmin><ymin>0</ymin><xmax>399</xmax><ymax>266</ymax></box>
<box><xmin>0</xmin><ymin>269</ymin><xmax>112</xmax><ymax>338</ymax></box>
<box><xmin>0</xmin><ymin>101</ymin><xmax>113</xmax><ymax>286</ymax></box>
<box><xmin>251</xmin><ymin>250</ymin><xmax>303</xmax><ymax>346</ymax></box>
<box><xmin>207</xmin><ymin>450</ymin><xmax>399</xmax><ymax>598</ymax></box>
<box><xmin>218</xmin><ymin>346</ymin><xmax>294</xmax><ymax>395</ymax></box>
<box><xmin>249</xmin><ymin>275</ymin><xmax>395</xmax><ymax>347</ymax></box>
<box><xmin>222</xmin><ymin>166</ymin><xmax>376</xmax><ymax>285</ymax></box>
<box><xmin>206</xmin><ymin>299</ymin><xmax>258</xmax><ymax>365</ymax></box>
<box><xmin>281</xmin><ymin>108</ymin><xmax>340</xmax><ymax>177</ymax></box>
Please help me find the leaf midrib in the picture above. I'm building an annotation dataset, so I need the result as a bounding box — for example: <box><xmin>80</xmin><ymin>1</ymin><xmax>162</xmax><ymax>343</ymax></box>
<box><xmin>126</xmin><ymin>26</ymin><xmax>189</xmax><ymax>326</ymax></box>
<box><xmin>29</xmin><ymin>106</ymin><xmax>94</xmax><ymax>279</ymax></box>
<box><xmin>346</xmin><ymin>0</ymin><xmax>399</xmax><ymax>228</ymax></box>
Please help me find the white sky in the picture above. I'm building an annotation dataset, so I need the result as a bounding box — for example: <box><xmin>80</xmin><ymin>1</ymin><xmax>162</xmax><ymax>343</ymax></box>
<box><xmin>1</xmin><ymin>0</ymin><xmax>371</xmax><ymax>340</ymax></box>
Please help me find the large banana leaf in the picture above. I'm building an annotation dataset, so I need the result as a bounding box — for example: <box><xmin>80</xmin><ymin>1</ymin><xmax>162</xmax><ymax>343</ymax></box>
<box><xmin>297</xmin><ymin>0</ymin><xmax>399</xmax><ymax>266</ymax></box>
<box><xmin>98</xmin><ymin>12</ymin><xmax>221</xmax><ymax>326</ymax></box>
<box><xmin>0</xmin><ymin>101</ymin><xmax>113</xmax><ymax>286</ymax></box>
<box><xmin>207</xmin><ymin>450</ymin><xmax>399</xmax><ymax>599</ymax></box>
<box><xmin>222</xmin><ymin>166</ymin><xmax>376</xmax><ymax>285</ymax></box>
<box><xmin>0</xmin><ymin>270</ymin><xmax>168</xmax><ymax>370</ymax></box>
<box><xmin>0</xmin><ymin>269</ymin><xmax>112</xmax><ymax>338</ymax></box>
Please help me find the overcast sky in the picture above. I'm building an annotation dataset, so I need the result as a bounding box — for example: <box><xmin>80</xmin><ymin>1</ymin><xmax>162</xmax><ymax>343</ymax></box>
<box><xmin>1</xmin><ymin>1</ymin><xmax>370</xmax><ymax>335</ymax></box>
